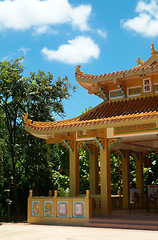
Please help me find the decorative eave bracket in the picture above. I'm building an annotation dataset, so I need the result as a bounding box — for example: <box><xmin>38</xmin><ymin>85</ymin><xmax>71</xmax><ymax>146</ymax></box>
<box><xmin>117</xmin><ymin>84</ymin><xmax>126</xmax><ymax>98</ymax></box>
<box><xmin>94</xmin><ymin>137</ymin><xmax>104</xmax><ymax>150</ymax></box>
<box><xmin>115</xmin><ymin>149</ymin><xmax>125</xmax><ymax>159</ymax></box>
<box><xmin>132</xmin><ymin>151</ymin><xmax>138</xmax><ymax>161</ymax></box>
<box><xmin>77</xmin><ymin>142</ymin><xmax>93</xmax><ymax>155</ymax></box>
<box><xmin>99</xmin><ymin>88</ymin><xmax>108</xmax><ymax>101</ymax></box>
<box><xmin>108</xmin><ymin>138</ymin><xmax>121</xmax><ymax>150</ymax></box>
<box><xmin>63</xmin><ymin>140</ymin><xmax>73</xmax><ymax>152</ymax></box>
<box><xmin>118</xmin><ymin>149</ymin><xmax>125</xmax><ymax>159</ymax></box>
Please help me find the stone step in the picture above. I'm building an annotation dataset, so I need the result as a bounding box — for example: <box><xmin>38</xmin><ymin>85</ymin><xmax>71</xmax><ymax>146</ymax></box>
<box><xmin>85</xmin><ymin>216</ymin><xmax>158</xmax><ymax>231</ymax></box>
<box><xmin>89</xmin><ymin>217</ymin><xmax>158</xmax><ymax>226</ymax></box>
<box><xmin>84</xmin><ymin>222</ymin><xmax>158</xmax><ymax>231</ymax></box>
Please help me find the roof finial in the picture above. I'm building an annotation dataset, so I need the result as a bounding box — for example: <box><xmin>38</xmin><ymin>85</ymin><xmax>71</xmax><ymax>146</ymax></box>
<box><xmin>151</xmin><ymin>43</ymin><xmax>158</xmax><ymax>55</ymax></box>
<box><xmin>75</xmin><ymin>65</ymin><xmax>84</xmax><ymax>75</ymax></box>
<box><xmin>136</xmin><ymin>57</ymin><xmax>144</xmax><ymax>66</ymax></box>
<box><xmin>22</xmin><ymin>113</ymin><xmax>32</xmax><ymax>124</ymax></box>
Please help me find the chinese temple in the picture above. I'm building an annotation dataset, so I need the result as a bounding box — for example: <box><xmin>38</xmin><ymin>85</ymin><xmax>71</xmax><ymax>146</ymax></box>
<box><xmin>23</xmin><ymin>44</ymin><xmax>158</xmax><ymax>228</ymax></box>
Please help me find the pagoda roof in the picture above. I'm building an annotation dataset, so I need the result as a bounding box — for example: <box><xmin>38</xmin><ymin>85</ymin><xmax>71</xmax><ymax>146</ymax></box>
<box><xmin>76</xmin><ymin>60</ymin><xmax>158</xmax><ymax>80</ymax></box>
<box><xmin>75</xmin><ymin>44</ymin><xmax>158</xmax><ymax>99</ymax></box>
<box><xmin>23</xmin><ymin>95</ymin><xmax>158</xmax><ymax>140</ymax></box>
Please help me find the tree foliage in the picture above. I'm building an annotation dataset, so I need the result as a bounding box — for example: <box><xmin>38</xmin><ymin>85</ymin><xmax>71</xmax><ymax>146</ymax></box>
<box><xmin>0</xmin><ymin>56</ymin><xmax>75</xmax><ymax>219</ymax></box>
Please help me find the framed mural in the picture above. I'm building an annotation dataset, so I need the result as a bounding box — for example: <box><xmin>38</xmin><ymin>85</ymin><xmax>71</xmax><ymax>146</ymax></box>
<box><xmin>57</xmin><ymin>201</ymin><xmax>68</xmax><ymax>218</ymax></box>
<box><xmin>130</xmin><ymin>189</ymin><xmax>140</xmax><ymax>206</ymax></box>
<box><xmin>148</xmin><ymin>185</ymin><xmax>158</xmax><ymax>202</ymax></box>
<box><xmin>44</xmin><ymin>201</ymin><xmax>53</xmax><ymax>217</ymax></box>
<box><xmin>73</xmin><ymin>201</ymin><xmax>85</xmax><ymax>218</ymax></box>
<box><xmin>32</xmin><ymin>201</ymin><xmax>40</xmax><ymax>217</ymax></box>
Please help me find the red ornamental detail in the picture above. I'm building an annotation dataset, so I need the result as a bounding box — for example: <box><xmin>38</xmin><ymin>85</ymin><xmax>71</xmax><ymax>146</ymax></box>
<box><xmin>74</xmin><ymin>203</ymin><xmax>84</xmax><ymax>217</ymax></box>
<box><xmin>32</xmin><ymin>202</ymin><xmax>40</xmax><ymax>216</ymax></box>
<box><xmin>58</xmin><ymin>202</ymin><xmax>67</xmax><ymax>216</ymax></box>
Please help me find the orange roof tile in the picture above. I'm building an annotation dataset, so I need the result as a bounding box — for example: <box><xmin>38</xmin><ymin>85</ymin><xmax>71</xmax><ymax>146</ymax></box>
<box><xmin>23</xmin><ymin>95</ymin><xmax>158</xmax><ymax>132</ymax></box>
<box><xmin>75</xmin><ymin>62</ymin><xmax>158</xmax><ymax>81</ymax></box>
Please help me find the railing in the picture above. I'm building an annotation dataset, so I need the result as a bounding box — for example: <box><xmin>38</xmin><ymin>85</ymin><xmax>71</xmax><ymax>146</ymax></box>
<box><xmin>91</xmin><ymin>195</ymin><xmax>101</xmax><ymax>216</ymax></box>
<box><xmin>28</xmin><ymin>190</ymin><xmax>91</xmax><ymax>225</ymax></box>
<box><xmin>111</xmin><ymin>195</ymin><xmax>123</xmax><ymax>210</ymax></box>
<box><xmin>91</xmin><ymin>194</ymin><xmax>123</xmax><ymax>216</ymax></box>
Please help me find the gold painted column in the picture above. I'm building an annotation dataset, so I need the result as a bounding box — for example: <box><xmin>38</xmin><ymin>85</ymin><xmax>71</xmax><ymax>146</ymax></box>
<box><xmin>89</xmin><ymin>145</ymin><xmax>99</xmax><ymax>195</ymax></box>
<box><xmin>69</xmin><ymin>133</ymin><xmax>80</xmax><ymax>197</ymax></box>
<box><xmin>136</xmin><ymin>152</ymin><xmax>144</xmax><ymax>205</ymax></box>
<box><xmin>100</xmin><ymin>129</ymin><xmax>111</xmax><ymax>215</ymax></box>
<box><xmin>122</xmin><ymin>150</ymin><xmax>130</xmax><ymax>209</ymax></box>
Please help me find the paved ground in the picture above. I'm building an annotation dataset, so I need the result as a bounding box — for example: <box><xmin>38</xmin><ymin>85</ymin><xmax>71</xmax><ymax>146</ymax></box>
<box><xmin>0</xmin><ymin>223</ymin><xmax>158</xmax><ymax>240</ymax></box>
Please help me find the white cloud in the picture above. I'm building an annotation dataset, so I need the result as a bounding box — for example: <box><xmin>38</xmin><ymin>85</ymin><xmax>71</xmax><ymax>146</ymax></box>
<box><xmin>0</xmin><ymin>0</ymin><xmax>91</xmax><ymax>32</ymax></box>
<box><xmin>41</xmin><ymin>36</ymin><xmax>100</xmax><ymax>64</ymax></box>
<box><xmin>33</xmin><ymin>25</ymin><xmax>58</xmax><ymax>36</ymax></box>
<box><xmin>18</xmin><ymin>47</ymin><xmax>31</xmax><ymax>55</ymax></box>
<box><xmin>121</xmin><ymin>0</ymin><xmax>158</xmax><ymax>37</ymax></box>
<box><xmin>97</xmin><ymin>29</ymin><xmax>107</xmax><ymax>38</ymax></box>
<box><xmin>70</xmin><ymin>4</ymin><xmax>91</xmax><ymax>31</ymax></box>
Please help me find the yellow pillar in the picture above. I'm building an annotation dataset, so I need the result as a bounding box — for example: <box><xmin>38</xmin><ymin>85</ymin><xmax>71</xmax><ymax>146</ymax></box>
<box><xmin>100</xmin><ymin>129</ymin><xmax>111</xmax><ymax>215</ymax></box>
<box><xmin>89</xmin><ymin>145</ymin><xmax>99</xmax><ymax>195</ymax></box>
<box><xmin>27</xmin><ymin>190</ymin><xmax>33</xmax><ymax>223</ymax></box>
<box><xmin>69</xmin><ymin>135</ymin><xmax>80</xmax><ymax>197</ymax></box>
<box><xmin>122</xmin><ymin>150</ymin><xmax>130</xmax><ymax>209</ymax></box>
<box><xmin>136</xmin><ymin>152</ymin><xmax>144</xmax><ymax>205</ymax></box>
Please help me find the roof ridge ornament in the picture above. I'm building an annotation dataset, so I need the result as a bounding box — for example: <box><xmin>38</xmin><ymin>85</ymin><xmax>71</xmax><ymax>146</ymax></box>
<box><xmin>133</xmin><ymin>56</ymin><xmax>145</xmax><ymax>69</ymax></box>
<box><xmin>22</xmin><ymin>113</ymin><xmax>33</xmax><ymax>124</ymax></box>
<box><xmin>151</xmin><ymin>43</ymin><xmax>158</xmax><ymax>55</ymax></box>
<box><xmin>75</xmin><ymin>65</ymin><xmax>94</xmax><ymax>77</ymax></box>
<box><xmin>75</xmin><ymin>65</ymin><xmax>84</xmax><ymax>76</ymax></box>
<box><xmin>136</xmin><ymin>57</ymin><xmax>145</xmax><ymax>66</ymax></box>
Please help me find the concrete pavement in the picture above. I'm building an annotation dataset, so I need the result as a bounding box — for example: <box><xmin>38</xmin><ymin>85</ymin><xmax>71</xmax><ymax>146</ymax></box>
<box><xmin>0</xmin><ymin>223</ymin><xmax>158</xmax><ymax>240</ymax></box>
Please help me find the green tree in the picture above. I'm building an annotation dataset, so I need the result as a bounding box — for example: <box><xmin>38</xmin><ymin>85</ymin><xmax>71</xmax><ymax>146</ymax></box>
<box><xmin>111</xmin><ymin>152</ymin><xmax>122</xmax><ymax>194</ymax></box>
<box><xmin>79</xmin><ymin>148</ymin><xmax>90</xmax><ymax>194</ymax></box>
<box><xmin>0</xmin><ymin>56</ymin><xmax>75</xmax><ymax>218</ymax></box>
<box><xmin>143</xmin><ymin>153</ymin><xmax>158</xmax><ymax>191</ymax></box>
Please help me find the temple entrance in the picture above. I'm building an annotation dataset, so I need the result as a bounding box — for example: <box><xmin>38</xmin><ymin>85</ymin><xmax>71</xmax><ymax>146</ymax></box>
<box><xmin>90</xmin><ymin>132</ymin><xmax>158</xmax><ymax>219</ymax></box>
<box><xmin>112</xmin><ymin>133</ymin><xmax>158</xmax><ymax>215</ymax></box>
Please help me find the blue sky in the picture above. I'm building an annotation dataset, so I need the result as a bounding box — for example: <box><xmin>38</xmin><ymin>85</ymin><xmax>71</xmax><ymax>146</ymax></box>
<box><xmin>0</xmin><ymin>0</ymin><xmax>158</xmax><ymax>121</ymax></box>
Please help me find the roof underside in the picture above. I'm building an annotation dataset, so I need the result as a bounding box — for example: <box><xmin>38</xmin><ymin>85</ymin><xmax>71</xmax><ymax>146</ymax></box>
<box><xmin>24</xmin><ymin>95</ymin><xmax>158</xmax><ymax>134</ymax></box>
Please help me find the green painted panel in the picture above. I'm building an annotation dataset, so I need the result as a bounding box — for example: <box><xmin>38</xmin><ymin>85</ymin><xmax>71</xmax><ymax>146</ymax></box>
<box><xmin>110</xmin><ymin>90</ymin><xmax>123</xmax><ymax>99</ymax></box>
